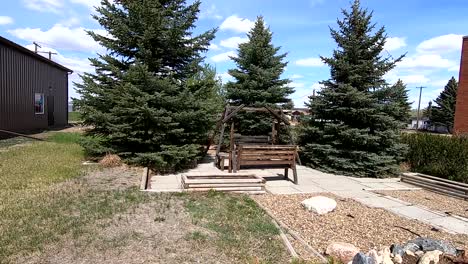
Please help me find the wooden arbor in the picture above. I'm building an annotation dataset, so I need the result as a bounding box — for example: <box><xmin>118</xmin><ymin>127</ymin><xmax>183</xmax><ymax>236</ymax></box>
<box><xmin>213</xmin><ymin>105</ymin><xmax>300</xmax><ymax>183</ymax></box>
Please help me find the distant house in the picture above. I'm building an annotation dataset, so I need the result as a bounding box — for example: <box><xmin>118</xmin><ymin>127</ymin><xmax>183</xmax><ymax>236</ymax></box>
<box><xmin>0</xmin><ymin>36</ymin><xmax>73</xmax><ymax>132</ymax></box>
<box><xmin>407</xmin><ymin>118</ymin><xmax>448</xmax><ymax>133</ymax></box>
<box><xmin>283</xmin><ymin>108</ymin><xmax>310</xmax><ymax>124</ymax></box>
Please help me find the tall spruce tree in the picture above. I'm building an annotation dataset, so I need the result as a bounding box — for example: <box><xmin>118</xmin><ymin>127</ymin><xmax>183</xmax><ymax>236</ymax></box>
<box><xmin>431</xmin><ymin>77</ymin><xmax>458</xmax><ymax>133</ymax></box>
<box><xmin>377</xmin><ymin>79</ymin><xmax>411</xmax><ymax>125</ymax></box>
<box><xmin>74</xmin><ymin>0</ymin><xmax>220</xmax><ymax>171</ymax></box>
<box><xmin>299</xmin><ymin>0</ymin><xmax>407</xmax><ymax>177</ymax></box>
<box><xmin>225</xmin><ymin>16</ymin><xmax>293</xmax><ymax>135</ymax></box>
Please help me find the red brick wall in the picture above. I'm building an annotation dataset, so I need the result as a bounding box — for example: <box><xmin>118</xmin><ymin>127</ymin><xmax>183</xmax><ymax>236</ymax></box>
<box><xmin>454</xmin><ymin>36</ymin><xmax>468</xmax><ymax>134</ymax></box>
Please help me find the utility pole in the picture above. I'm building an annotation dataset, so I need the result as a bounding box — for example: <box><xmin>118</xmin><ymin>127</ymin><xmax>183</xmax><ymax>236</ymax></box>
<box><xmin>416</xmin><ymin>86</ymin><xmax>426</xmax><ymax>130</ymax></box>
<box><xmin>33</xmin><ymin>42</ymin><xmax>41</xmax><ymax>53</ymax></box>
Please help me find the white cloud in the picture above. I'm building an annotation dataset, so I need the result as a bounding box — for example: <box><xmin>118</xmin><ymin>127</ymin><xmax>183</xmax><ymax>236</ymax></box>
<box><xmin>416</xmin><ymin>34</ymin><xmax>463</xmax><ymax>54</ymax></box>
<box><xmin>311</xmin><ymin>82</ymin><xmax>324</xmax><ymax>91</ymax></box>
<box><xmin>25</xmin><ymin>44</ymin><xmax>94</xmax><ymax>74</ymax></box>
<box><xmin>295</xmin><ymin>57</ymin><xmax>324</xmax><ymax>67</ymax></box>
<box><xmin>209</xmin><ymin>43</ymin><xmax>220</xmax><ymax>50</ymax></box>
<box><xmin>220</xmin><ymin>36</ymin><xmax>248</xmax><ymax>49</ymax></box>
<box><xmin>291</xmin><ymin>82</ymin><xmax>305</xmax><ymax>88</ymax></box>
<box><xmin>217</xmin><ymin>72</ymin><xmax>233</xmax><ymax>83</ymax></box>
<box><xmin>449</xmin><ymin>65</ymin><xmax>459</xmax><ymax>72</ymax></box>
<box><xmin>220</xmin><ymin>15</ymin><xmax>254</xmax><ymax>33</ymax></box>
<box><xmin>199</xmin><ymin>4</ymin><xmax>222</xmax><ymax>20</ymax></box>
<box><xmin>398</xmin><ymin>54</ymin><xmax>456</xmax><ymax>69</ymax></box>
<box><xmin>8</xmin><ymin>24</ymin><xmax>105</xmax><ymax>53</ymax></box>
<box><xmin>399</xmin><ymin>74</ymin><xmax>430</xmax><ymax>84</ymax></box>
<box><xmin>58</xmin><ymin>17</ymin><xmax>81</xmax><ymax>27</ymax></box>
<box><xmin>431</xmin><ymin>79</ymin><xmax>450</xmax><ymax>87</ymax></box>
<box><xmin>290</xmin><ymin>74</ymin><xmax>303</xmax><ymax>79</ymax></box>
<box><xmin>69</xmin><ymin>0</ymin><xmax>100</xmax><ymax>9</ymax></box>
<box><xmin>384</xmin><ymin>37</ymin><xmax>407</xmax><ymax>51</ymax></box>
<box><xmin>0</xmin><ymin>16</ymin><xmax>14</xmax><ymax>25</ymax></box>
<box><xmin>22</xmin><ymin>0</ymin><xmax>63</xmax><ymax>13</ymax></box>
<box><xmin>210</xmin><ymin>51</ymin><xmax>236</xmax><ymax>63</ymax></box>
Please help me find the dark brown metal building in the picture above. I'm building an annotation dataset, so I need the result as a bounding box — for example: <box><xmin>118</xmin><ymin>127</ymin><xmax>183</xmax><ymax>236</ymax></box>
<box><xmin>0</xmin><ymin>36</ymin><xmax>72</xmax><ymax>132</ymax></box>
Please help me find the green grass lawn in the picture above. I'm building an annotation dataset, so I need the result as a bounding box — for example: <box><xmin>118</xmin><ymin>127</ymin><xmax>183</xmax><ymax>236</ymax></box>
<box><xmin>0</xmin><ymin>133</ymin><xmax>291</xmax><ymax>263</ymax></box>
<box><xmin>68</xmin><ymin>111</ymin><xmax>82</xmax><ymax>122</ymax></box>
<box><xmin>186</xmin><ymin>191</ymin><xmax>289</xmax><ymax>263</ymax></box>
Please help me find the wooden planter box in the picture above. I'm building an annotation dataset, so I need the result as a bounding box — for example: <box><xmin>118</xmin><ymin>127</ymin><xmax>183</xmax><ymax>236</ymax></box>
<box><xmin>182</xmin><ymin>174</ymin><xmax>266</xmax><ymax>194</ymax></box>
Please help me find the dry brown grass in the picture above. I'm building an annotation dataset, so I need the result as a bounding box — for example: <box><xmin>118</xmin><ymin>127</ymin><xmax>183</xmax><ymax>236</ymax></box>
<box><xmin>99</xmin><ymin>154</ymin><xmax>122</xmax><ymax>167</ymax></box>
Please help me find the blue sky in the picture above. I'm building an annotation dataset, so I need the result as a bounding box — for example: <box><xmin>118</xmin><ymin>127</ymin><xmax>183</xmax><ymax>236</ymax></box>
<box><xmin>1</xmin><ymin>0</ymin><xmax>467</xmax><ymax>108</ymax></box>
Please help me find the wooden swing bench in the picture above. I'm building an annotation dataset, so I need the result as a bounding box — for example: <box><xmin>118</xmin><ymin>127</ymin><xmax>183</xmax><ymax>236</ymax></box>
<box><xmin>216</xmin><ymin>135</ymin><xmax>270</xmax><ymax>171</ymax></box>
<box><xmin>236</xmin><ymin>145</ymin><xmax>298</xmax><ymax>184</ymax></box>
<box><xmin>211</xmin><ymin>105</ymin><xmax>301</xmax><ymax>184</ymax></box>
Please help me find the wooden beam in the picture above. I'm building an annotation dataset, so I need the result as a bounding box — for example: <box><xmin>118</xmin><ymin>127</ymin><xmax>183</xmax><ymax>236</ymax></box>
<box><xmin>206</xmin><ymin>106</ymin><xmax>227</xmax><ymax>154</ymax></box>
<box><xmin>222</xmin><ymin>104</ymin><xmax>245</xmax><ymax>123</ymax></box>
<box><xmin>0</xmin><ymin>129</ymin><xmax>45</xmax><ymax>141</ymax></box>
<box><xmin>215</xmin><ymin>107</ymin><xmax>230</xmax><ymax>158</ymax></box>
<box><xmin>265</xmin><ymin>106</ymin><xmax>290</xmax><ymax>125</ymax></box>
<box><xmin>230</xmin><ymin>122</ymin><xmax>237</xmax><ymax>173</ymax></box>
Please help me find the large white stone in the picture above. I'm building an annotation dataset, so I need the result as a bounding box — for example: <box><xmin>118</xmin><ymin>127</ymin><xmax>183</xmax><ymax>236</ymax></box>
<box><xmin>302</xmin><ymin>196</ymin><xmax>337</xmax><ymax>215</ymax></box>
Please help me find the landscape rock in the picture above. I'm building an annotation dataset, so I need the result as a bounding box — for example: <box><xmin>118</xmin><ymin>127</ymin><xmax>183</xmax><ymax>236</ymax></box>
<box><xmin>402</xmin><ymin>253</ymin><xmax>419</xmax><ymax>264</ymax></box>
<box><xmin>443</xmin><ymin>250</ymin><xmax>468</xmax><ymax>264</ymax></box>
<box><xmin>353</xmin><ymin>252</ymin><xmax>372</xmax><ymax>264</ymax></box>
<box><xmin>381</xmin><ymin>247</ymin><xmax>394</xmax><ymax>264</ymax></box>
<box><xmin>391</xmin><ymin>244</ymin><xmax>405</xmax><ymax>257</ymax></box>
<box><xmin>407</xmin><ymin>237</ymin><xmax>457</xmax><ymax>256</ymax></box>
<box><xmin>326</xmin><ymin>242</ymin><xmax>360</xmax><ymax>263</ymax></box>
<box><xmin>415</xmin><ymin>251</ymin><xmax>424</xmax><ymax>257</ymax></box>
<box><xmin>405</xmin><ymin>250</ymin><xmax>416</xmax><ymax>257</ymax></box>
<box><xmin>393</xmin><ymin>254</ymin><xmax>403</xmax><ymax>264</ymax></box>
<box><xmin>302</xmin><ymin>196</ymin><xmax>337</xmax><ymax>215</ymax></box>
<box><xmin>403</xmin><ymin>242</ymin><xmax>421</xmax><ymax>253</ymax></box>
<box><xmin>367</xmin><ymin>249</ymin><xmax>381</xmax><ymax>264</ymax></box>
<box><xmin>418</xmin><ymin>250</ymin><xmax>442</xmax><ymax>264</ymax></box>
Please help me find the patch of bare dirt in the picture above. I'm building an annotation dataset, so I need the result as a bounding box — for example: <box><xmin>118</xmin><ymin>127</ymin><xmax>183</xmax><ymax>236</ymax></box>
<box><xmin>81</xmin><ymin>165</ymin><xmax>142</xmax><ymax>190</ymax></box>
<box><xmin>376</xmin><ymin>190</ymin><xmax>468</xmax><ymax>219</ymax></box>
<box><xmin>17</xmin><ymin>194</ymin><xmax>233</xmax><ymax>264</ymax></box>
<box><xmin>254</xmin><ymin>193</ymin><xmax>468</xmax><ymax>253</ymax></box>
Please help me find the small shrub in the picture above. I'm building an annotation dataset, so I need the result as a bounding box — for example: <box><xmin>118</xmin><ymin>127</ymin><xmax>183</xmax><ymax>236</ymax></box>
<box><xmin>402</xmin><ymin>133</ymin><xmax>468</xmax><ymax>183</ymax></box>
<box><xmin>79</xmin><ymin>135</ymin><xmax>113</xmax><ymax>158</ymax></box>
<box><xmin>99</xmin><ymin>154</ymin><xmax>122</xmax><ymax>167</ymax></box>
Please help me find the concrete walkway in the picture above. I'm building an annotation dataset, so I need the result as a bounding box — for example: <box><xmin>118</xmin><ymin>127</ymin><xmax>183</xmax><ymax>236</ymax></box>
<box><xmin>148</xmin><ymin>159</ymin><xmax>468</xmax><ymax>235</ymax></box>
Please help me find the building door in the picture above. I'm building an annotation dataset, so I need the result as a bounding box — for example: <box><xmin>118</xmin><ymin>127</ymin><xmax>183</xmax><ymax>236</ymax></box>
<box><xmin>47</xmin><ymin>96</ymin><xmax>55</xmax><ymax>126</ymax></box>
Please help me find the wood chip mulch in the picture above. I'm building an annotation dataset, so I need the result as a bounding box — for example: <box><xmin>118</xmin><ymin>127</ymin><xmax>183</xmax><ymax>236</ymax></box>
<box><xmin>376</xmin><ymin>190</ymin><xmax>468</xmax><ymax>219</ymax></box>
<box><xmin>253</xmin><ymin>193</ymin><xmax>468</xmax><ymax>253</ymax></box>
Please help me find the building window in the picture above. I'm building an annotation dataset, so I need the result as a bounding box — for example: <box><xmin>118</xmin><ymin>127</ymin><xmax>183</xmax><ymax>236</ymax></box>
<box><xmin>34</xmin><ymin>93</ymin><xmax>44</xmax><ymax>114</ymax></box>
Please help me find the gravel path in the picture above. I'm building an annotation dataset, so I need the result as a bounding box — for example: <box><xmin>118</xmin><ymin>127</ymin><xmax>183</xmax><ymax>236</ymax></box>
<box><xmin>253</xmin><ymin>193</ymin><xmax>468</xmax><ymax>253</ymax></box>
<box><xmin>376</xmin><ymin>190</ymin><xmax>468</xmax><ymax>219</ymax></box>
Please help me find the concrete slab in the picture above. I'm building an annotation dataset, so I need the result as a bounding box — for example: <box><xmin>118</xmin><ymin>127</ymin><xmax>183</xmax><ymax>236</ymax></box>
<box><xmin>292</xmin><ymin>184</ymin><xmax>327</xmax><ymax>193</ymax></box>
<box><xmin>354</xmin><ymin>196</ymin><xmax>408</xmax><ymax>208</ymax></box>
<box><xmin>361</xmin><ymin>182</ymin><xmax>394</xmax><ymax>189</ymax></box>
<box><xmin>350</xmin><ymin>177</ymin><xmax>400</xmax><ymax>183</ymax></box>
<box><xmin>382</xmin><ymin>182</ymin><xmax>416</xmax><ymax>189</ymax></box>
<box><xmin>331</xmin><ymin>190</ymin><xmax>380</xmax><ymax>199</ymax></box>
<box><xmin>266</xmin><ymin>186</ymin><xmax>304</xmax><ymax>194</ymax></box>
<box><xmin>387</xmin><ymin>205</ymin><xmax>445</xmax><ymax>220</ymax></box>
<box><xmin>265</xmin><ymin>180</ymin><xmax>295</xmax><ymax>187</ymax></box>
<box><xmin>429</xmin><ymin>217</ymin><xmax>468</xmax><ymax>234</ymax></box>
